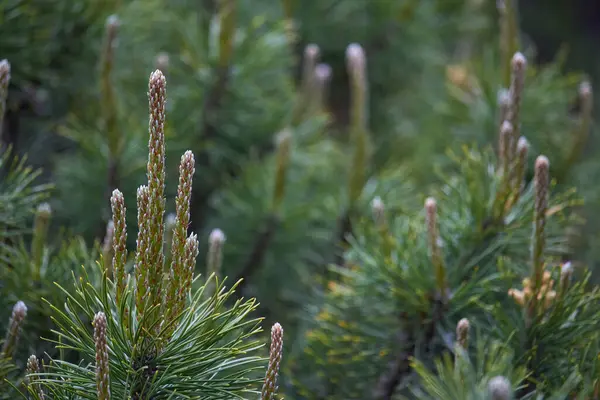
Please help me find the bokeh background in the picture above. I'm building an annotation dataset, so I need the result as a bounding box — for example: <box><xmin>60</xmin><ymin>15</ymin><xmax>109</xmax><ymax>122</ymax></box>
<box><xmin>2</xmin><ymin>0</ymin><xmax>600</xmax><ymax>397</ymax></box>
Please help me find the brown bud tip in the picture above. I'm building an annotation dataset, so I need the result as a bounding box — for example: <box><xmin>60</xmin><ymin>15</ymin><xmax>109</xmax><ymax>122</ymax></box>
<box><xmin>315</xmin><ymin>63</ymin><xmax>332</xmax><ymax>83</ymax></box>
<box><xmin>535</xmin><ymin>155</ymin><xmax>550</xmax><ymax>174</ymax></box>
<box><xmin>346</xmin><ymin>43</ymin><xmax>366</xmax><ymax>72</ymax></box>
<box><xmin>150</xmin><ymin>69</ymin><xmax>166</xmax><ymax>89</ymax></box>
<box><xmin>304</xmin><ymin>44</ymin><xmax>320</xmax><ymax>61</ymax></box>
<box><xmin>425</xmin><ymin>197</ymin><xmax>437</xmax><ymax>213</ymax></box>
<box><xmin>511</xmin><ymin>52</ymin><xmax>527</xmax><ymax>71</ymax></box>
<box><xmin>209</xmin><ymin>228</ymin><xmax>226</xmax><ymax>246</ymax></box>
<box><xmin>111</xmin><ymin>189</ymin><xmax>123</xmax><ymax>202</ymax></box>
<box><xmin>579</xmin><ymin>81</ymin><xmax>592</xmax><ymax>99</ymax></box>
<box><xmin>488</xmin><ymin>376</ymin><xmax>512</xmax><ymax>400</ymax></box>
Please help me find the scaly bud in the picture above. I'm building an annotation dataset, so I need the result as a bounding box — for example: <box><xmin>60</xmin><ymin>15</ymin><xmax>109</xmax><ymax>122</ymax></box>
<box><xmin>425</xmin><ymin>197</ymin><xmax>446</xmax><ymax>298</ymax></box>
<box><xmin>207</xmin><ymin>228</ymin><xmax>226</xmax><ymax>283</ymax></box>
<box><xmin>508</xmin><ymin>52</ymin><xmax>526</xmax><ymax>158</ymax></box>
<box><xmin>498</xmin><ymin>120</ymin><xmax>513</xmax><ymax>175</ymax></box>
<box><xmin>498</xmin><ymin>89</ymin><xmax>511</xmax><ymax>125</ymax></box>
<box><xmin>346</xmin><ymin>43</ymin><xmax>370</xmax><ymax>206</ymax></box>
<box><xmin>2</xmin><ymin>301</ymin><xmax>27</xmax><ymax>359</ymax></box>
<box><xmin>93</xmin><ymin>312</ymin><xmax>110</xmax><ymax>400</ymax></box>
<box><xmin>532</xmin><ymin>156</ymin><xmax>550</xmax><ymax>292</ymax></box>
<box><xmin>488</xmin><ymin>376</ymin><xmax>512</xmax><ymax>400</ymax></box>
<box><xmin>135</xmin><ymin>185</ymin><xmax>150</xmax><ymax>322</ymax></box>
<box><xmin>565</xmin><ymin>81</ymin><xmax>594</xmax><ymax>172</ymax></box>
<box><xmin>261</xmin><ymin>323</ymin><xmax>284</xmax><ymax>400</ymax></box>
<box><xmin>272</xmin><ymin>129</ymin><xmax>292</xmax><ymax>212</ymax></box>
<box><xmin>31</xmin><ymin>203</ymin><xmax>51</xmax><ymax>279</ymax></box>
<box><xmin>164</xmin><ymin>213</ymin><xmax>176</xmax><ymax>266</ymax></box>
<box><xmin>0</xmin><ymin>59</ymin><xmax>10</xmax><ymax>136</ymax></box>
<box><xmin>146</xmin><ymin>70</ymin><xmax>167</xmax><ymax>329</ymax></box>
<box><xmin>532</xmin><ymin>156</ymin><xmax>549</xmax><ymax>298</ymax></box>
<box><xmin>560</xmin><ymin>261</ymin><xmax>573</xmax><ymax>294</ymax></box>
<box><xmin>165</xmin><ymin>151</ymin><xmax>195</xmax><ymax>324</ymax></box>
<box><xmin>512</xmin><ymin>136</ymin><xmax>529</xmax><ymax>196</ymax></box>
<box><xmin>26</xmin><ymin>354</ymin><xmax>44</xmax><ymax>400</ymax></box>
<box><xmin>182</xmin><ymin>234</ymin><xmax>199</xmax><ymax>294</ymax></box>
<box><xmin>314</xmin><ymin>63</ymin><xmax>332</xmax><ymax>111</ymax></box>
<box><xmin>456</xmin><ymin>318</ymin><xmax>470</xmax><ymax>350</ymax></box>
<box><xmin>371</xmin><ymin>196</ymin><xmax>386</xmax><ymax>227</ymax></box>
<box><xmin>110</xmin><ymin>189</ymin><xmax>128</xmax><ymax>305</ymax></box>
<box><xmin>346</xmin><ymin>43</ymin><xmax>368</xmax><ymax>132</ymax></box>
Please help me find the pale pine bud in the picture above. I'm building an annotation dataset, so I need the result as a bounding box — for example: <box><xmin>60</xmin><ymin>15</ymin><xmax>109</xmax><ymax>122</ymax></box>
<box><xmin>513</xmin><ymin>136</ymin><xmax>529</xmax><ymax>194</ymax></box>
<box><xmin>456</xmin><ymin>318</ymin><xmax>469</xmax><ymax>349</ymax></box>
<box><xmin>314</xmin><ymin>63</ymin><xmax>332</xmax><ymax>111</ymax></box>
<box><xmin>2</xmin><ymin>301</ymin><xmax>27</xmax><ymax>359</ymax></box>
<box><xmin>261</xmin><ymin>323</ymin><xmax>284</xmax><ymax>400</ymax></box>
<box><xmin>560</xmin><ymin>261</ymin><xmax>573</xmax><ymax>292</ymax></box>
<box><xmin>532</xmin><ymin>156</ymin><xmax>549</xmax><ymax>293</ymax></box>
<box><xmin>163</xmin><ymin>151</ymin><xmax>195</xmax><ymax>330</ymax></box>
<box><xmin>164</xmin><ymin>213</ymin><xmax>176</xmax><ymax>263</ymax></box>
<box><xmin>272</xmin><ymin>130</ymin><xmax>292</xmax><ymax>211</ymax></box>
<box><xmin>102</xmin><ymin>220</ymin><xmax>115</xmax><ymax>275</ymax></box>
<box><xmin>488</xmin><ymin>376</ymin><xmax>512</xmax><ymax>400</ymax></box>
<box><xmin>155</xmin><ymin>52</ymin><xmax>170</xmax><ymax>73</ymax></box>
<box><xmin>371</xmin><ymin>196</ymin><xmax>386</xmax><ymax>227</ymax></box>
<box><xmin>207</xmin><ymin>228</ymin><xmax>225</xmax><ymax>280</ymax></box>
<box><xmin>303</xmin><ymin>44</ymin><xmax>320</xmax><ymax>85</ymax></box>
<box><xmin>315</xmin><ymin>63</ymin><xmax>332</xmax><ymax>85</ymax></box>
<box><xmin>105</xmin><ymin>15</ymin><xmax>120</xmax><ymax>38</ymax></box>
<box><xmin>425</xmin><ymin>197</ymin><xmax>446</xmax><ymax>297</ymax></box>
<box><xmin>578</xmin><ymin>80</ymin><xmax>593</xmax><ymax>139</ymax></box>
<box><xmin>508</xmin><ymin>52</ymin><xmax>526</xmax><ymax>156</ymax></box>
<box><xmin>135</xmin><ymin>185</ymin><xmax>150</xmax><ymax>321</ymax></box>
<box><xmin>31</xmin><ymin>203</ymin><xmax>51</xmax><ymax>278</ymax></box>
<box><xmin>346</xmin><ymin>43</ymin><xmax>368</xmax><ymax>132</ymax></box>
<box><xmin>579</xmin><ymin>81</ymin><xmax>593</xmax><ymax>112</ymax></box>
<box><xmin>93</xmin><ymin>312</ymin><xmax>110</xmax><ymax>400</ymax></box>
<box><xmin>26</xmin><ymin>355</ymin><xmax>44</xmax><ymax>399</ymax></box>
<box><xmin>302</xmin><ymin>44</ymin><xmax>319</xmax><ymax>95</ymax></box>
<box><xmin>170</xmin><ymin>151</ymin><xmax>195</xmax><ymax>277</ymax></box>
<box><xmin>498</xmin><ymin>120</ymin><xmax>513</xmax><ymax>174</ymax></box>
<box><xmin>182</xmin><ymin>234</ymin><xmax>199</xmax><ymax>294</ymax></box>
<box><xmin>110</xmin><ymin>189</ymin><xmax>127</xmax><ymax>304</ymax></box>
<box><xmin>498</xmin><ymin>88</ymin><xmax>511</xmax><ymax>123</ymax></box>
<box><xmin>0</xmin><ymin>59</ymin><xmax>10</xmax><ymax>133</ymax></box>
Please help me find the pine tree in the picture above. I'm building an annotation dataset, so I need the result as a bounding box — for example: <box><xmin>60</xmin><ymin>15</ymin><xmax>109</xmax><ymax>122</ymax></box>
<box><xmin>30</xmin><ymin>69</ymin><xmax>284</xmax><ymax>399</ymax></box>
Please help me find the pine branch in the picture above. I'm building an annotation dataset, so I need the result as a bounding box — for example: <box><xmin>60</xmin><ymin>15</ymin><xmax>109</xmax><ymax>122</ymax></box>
<box><xmin>373</xmin><ymin>329</ymin><xmax>412</xmax><ymax>400</ymax></box>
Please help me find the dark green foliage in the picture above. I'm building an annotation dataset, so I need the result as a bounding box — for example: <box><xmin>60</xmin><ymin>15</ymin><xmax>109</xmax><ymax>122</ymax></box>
<box><xmin>0</xmin><ymin>147</ymin><xmax>51</xmax><ymax>255</ymax></box>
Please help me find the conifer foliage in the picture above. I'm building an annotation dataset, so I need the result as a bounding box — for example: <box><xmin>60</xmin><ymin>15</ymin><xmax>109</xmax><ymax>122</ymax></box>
<box><xmin>27</xmin><ymin>70</ymin><xmax>284</xmax><ymax>399</ymax></box>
